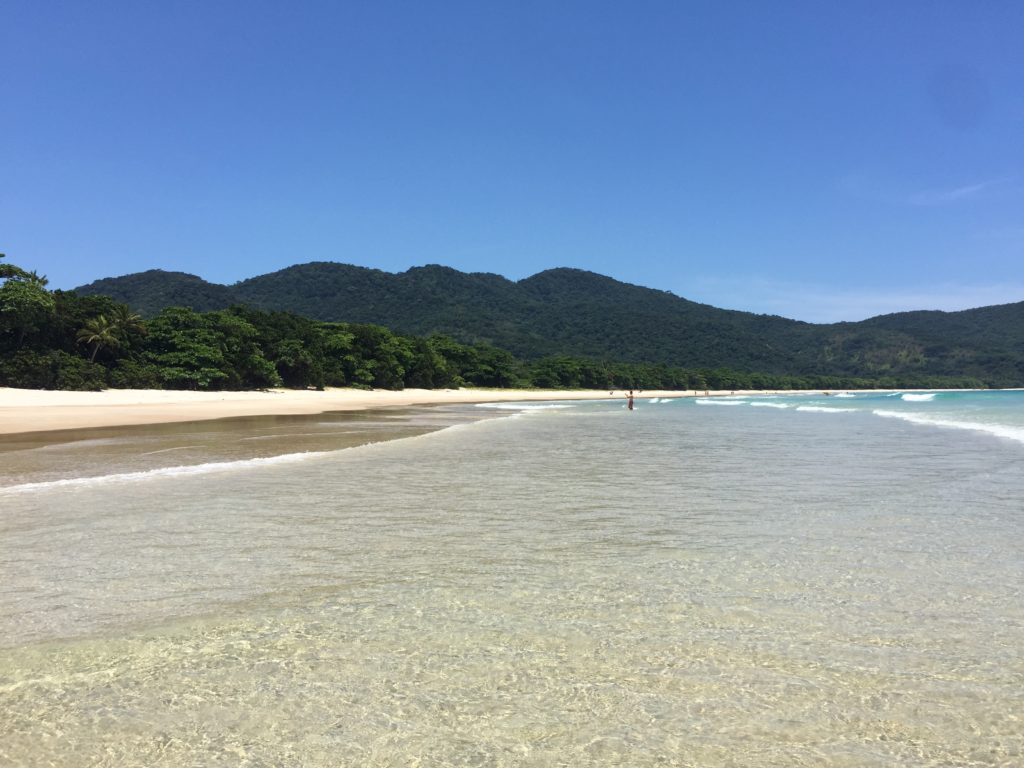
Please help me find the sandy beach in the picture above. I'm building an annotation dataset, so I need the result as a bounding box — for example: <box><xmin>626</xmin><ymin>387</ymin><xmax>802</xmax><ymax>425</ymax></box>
<box><xmin>0</xmin><ymin>387</ymin><xmax>719</xmax><ymax>435</ymax></box>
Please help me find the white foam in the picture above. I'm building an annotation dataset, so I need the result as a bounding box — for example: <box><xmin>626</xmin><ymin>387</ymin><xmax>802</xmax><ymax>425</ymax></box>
<box><xmin>832</xmin><ymin>393</ymin><xmax>856</xmax><ymax>399</ymax></box>
<box><xmin>34</xmin><ymin>437</ymin><xmax>140</xmax><ymax>452</ymax></box>
<box><xmin>901</xmin><ymin>393</ymin><xmax>936</xmax><ymax>402</ymax></box>
<box><xmin>140</xmin><ymin>446</ymin><xmax>202</xmax><ymax>456</ymax></box>
<box><xmin>695</xmin><ymin>398</ymin><xmax>744</xmax><ymax>406</ymax></box>
<box><xmin>795</xmin><ymin>406</ymin><xmax>857</xmax><ymax>414</ymax></box>
<box><xmin>474</xmin><ymin>403</ymin><xmax>575</xmax><ymax>411</ymax></box>
<box><xmin>0</xmin><ymin>450</ymin><xmax>337</xmax><ymax>495</ymax></box>
<box><xmin>749</xmin><ymin>402</ymin><xmax>789</xmax><ymax>409</ymax></box>
<box><xmin>241</xmin><ymin>432</ymin><xmax>330</xmax><ymax>441</ymax></box>
<box><xmin>1</xmin><ymin>415</ymin><xmax>523</xmax><ymax>496</ymax></box>
<box><xmin>873</xmin><ymin>410</ymin><xmax>1024</xmax><ymax>445</ymax></box>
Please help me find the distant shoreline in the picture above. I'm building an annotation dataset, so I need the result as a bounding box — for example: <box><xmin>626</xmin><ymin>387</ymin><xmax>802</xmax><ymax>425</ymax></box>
<box><xmin>0</xmin><ymin>386</ymin><xmax>838</xmax><ymax>435</ymax></box>
<box><xmin>2</xmin><ymin>386</ymin><xmax>999</xmax><ymax>436</ymax></box>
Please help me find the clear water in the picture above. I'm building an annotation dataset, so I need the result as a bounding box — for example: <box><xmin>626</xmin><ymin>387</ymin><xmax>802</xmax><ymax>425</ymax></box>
<box><xmin>1</xmin><ymin>392</ymin><xmax>1022</xmax><ymax>766</ymax></box>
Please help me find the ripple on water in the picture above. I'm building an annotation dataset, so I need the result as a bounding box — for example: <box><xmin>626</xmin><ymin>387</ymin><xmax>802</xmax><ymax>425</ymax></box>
<box><xmin>1</xmin><ymin>399</ymin><xmax>1022</xmax><ymax>766</ymax></box>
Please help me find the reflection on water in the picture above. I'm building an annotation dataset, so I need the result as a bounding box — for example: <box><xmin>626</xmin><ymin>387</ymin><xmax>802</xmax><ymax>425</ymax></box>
<box><xmin>1</xmin><ymin>400</ymin><xmax>1022</xmax><ymax>766</ymax></box>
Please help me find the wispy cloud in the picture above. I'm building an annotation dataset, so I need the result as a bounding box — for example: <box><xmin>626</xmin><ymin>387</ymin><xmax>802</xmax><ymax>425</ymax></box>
<box><xmin>685</xmin><ymin>276</ymin><xmax>1024</xmax><ymax>324</ymax></box>
<box><xmin>838</xmin><ymin>172</ymin><xmax>1009</xmax><ymax>207</ymax></box>
<box><xmin>907</xmin><ymin>179</ymin><xmax>1004</xmax><ymax>206</ymax></box>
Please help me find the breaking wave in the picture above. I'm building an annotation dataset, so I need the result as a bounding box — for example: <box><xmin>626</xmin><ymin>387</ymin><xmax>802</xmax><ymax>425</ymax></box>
<box><xmin>872</xmin><ymin>410</ymin><xmax>1024</xmax><ymax>445</ymax></box>
<box><xmin>795</xmin><ymin>406</ymin><xmax>857</xmax><ymax>414</ymax></box>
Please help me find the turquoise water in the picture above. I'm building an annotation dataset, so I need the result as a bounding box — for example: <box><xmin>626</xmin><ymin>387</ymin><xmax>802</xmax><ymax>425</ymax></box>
<box><xmin>692</xmin><ymin>389</ymin><xmax>1024</xmax><ymax>446</ymax></box>
<box><xmin>1</xmin><ymin>392</ymin><xmax>1022</xmax><ymax>766</ymax></box>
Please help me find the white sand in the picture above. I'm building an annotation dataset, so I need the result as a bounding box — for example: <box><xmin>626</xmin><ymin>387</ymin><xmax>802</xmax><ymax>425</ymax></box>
<box><xmin>0</xmin><ymin>387</ymin><xmax>722</xmax><ymax>434</ymax></box>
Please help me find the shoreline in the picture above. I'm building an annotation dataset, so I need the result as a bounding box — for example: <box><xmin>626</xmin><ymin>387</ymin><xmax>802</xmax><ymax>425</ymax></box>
<box><xmin>0</xmin><ymin>386</ymin><xmax>702</xmax><ymax>435</ymax></box>
<box><xmin>0</xmin><ymin>386</ymin><xmax>970</xmax><ymax>436</ymax></box>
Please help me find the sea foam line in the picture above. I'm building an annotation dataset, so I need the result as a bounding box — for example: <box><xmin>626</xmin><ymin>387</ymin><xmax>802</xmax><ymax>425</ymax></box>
<box><xmin>873</xmin><ymin>409</ymin><xmax>1024</xmax><ymax>445</ymax></box>
<box><xmin>795</xmin><ymin>405</ymin><xmax>857</xmax><ymax>414</ymax></box>
<box><xmin>695</xmin><ymin>398</ymin><xmax>745</xmax><ymax>406</ymax></box>
<box><xmin>901</xmin><ymin>393</ymin><xmax>937</xmax><ymax>402</ymax></box>
<box><xmin>749</xmin><ymin>402</ymin><xmax>789</xmax><ymax>409</ymax></box>
<box><xmin>2</xmin><ymin>410</ymin><xmax>531</xmax><ymax>495</ymax></box>
<box><xmin>474</xmin><ymin>403</ymin><xmax>576</xmax><ymax>411</ymax></box>
<box><xmin>0</xmin><ymin>450</ymin><xmax>340</xmax><ymax>495</ymax></box>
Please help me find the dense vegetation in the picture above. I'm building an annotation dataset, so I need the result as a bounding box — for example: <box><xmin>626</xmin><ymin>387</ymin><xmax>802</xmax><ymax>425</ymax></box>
<box><xmin>78</xmin><ymin>262</ymin><xmax>1024</xmax><ymax>387</ymax></box>
<box><xmin>3</xmin><ymin>255</ymin><xmax>990</xmax><ymax>392</ymax></box>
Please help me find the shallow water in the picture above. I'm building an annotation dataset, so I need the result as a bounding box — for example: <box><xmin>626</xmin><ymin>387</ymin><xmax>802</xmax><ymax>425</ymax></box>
<box><xmin>0</xmin><ymin>406</ymin><xmax>490</xmax><ymax>489</ymax></box>
<box><xmin>1</xmin><ymin>394</ymin><xmax>1022</xmax><ymax>766</ymax></box>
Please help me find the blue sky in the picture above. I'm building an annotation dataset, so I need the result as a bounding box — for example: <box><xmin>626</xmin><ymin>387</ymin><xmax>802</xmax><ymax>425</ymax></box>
<box><xmin>2</xmin><ymin>1</ymin><xmax>1022</xmax><ymax>323</ymax></box>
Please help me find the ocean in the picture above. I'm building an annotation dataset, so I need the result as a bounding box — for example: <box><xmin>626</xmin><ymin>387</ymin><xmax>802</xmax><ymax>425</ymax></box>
<box><xmin>1</xmin><ymin>391</ymin><xmax>1022</xmax><ymax>766</ymax></box>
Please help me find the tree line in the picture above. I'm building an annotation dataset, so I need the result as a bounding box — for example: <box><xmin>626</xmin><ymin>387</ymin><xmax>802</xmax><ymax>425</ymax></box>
<box><xmin>1</xmin><ymin>255</ymin><xmax>988</xmax><ymax>392</ymax></box>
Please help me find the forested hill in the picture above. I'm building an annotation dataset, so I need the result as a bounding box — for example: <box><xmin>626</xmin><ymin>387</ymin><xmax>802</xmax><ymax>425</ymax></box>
<box><xmin>76</xmin><ymin>262</ymin><xmax>1024</xmax><ymax>385</ymax></box>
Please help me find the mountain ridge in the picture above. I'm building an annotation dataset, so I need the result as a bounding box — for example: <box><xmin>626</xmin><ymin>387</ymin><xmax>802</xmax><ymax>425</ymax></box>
<box><xmin>74</xmin><ymin>262</ymin><xmax>1024</xmax><ymax>385</ymax></box>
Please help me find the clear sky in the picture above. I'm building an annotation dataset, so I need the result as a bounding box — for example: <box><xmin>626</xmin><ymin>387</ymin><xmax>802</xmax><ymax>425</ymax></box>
<box><xmin>2</xmin><ymin>1</ymin><xmax>1022</xmax><ymax>323</ymax></box>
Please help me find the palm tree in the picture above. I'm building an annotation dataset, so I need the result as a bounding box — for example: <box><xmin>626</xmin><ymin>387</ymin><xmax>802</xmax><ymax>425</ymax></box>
<box><xmin>77</xmin><ymin>315</ymin><xmax>119</xmax><ymax>362</ymax></box>
<box><xmin>76</xmin><ymin>305</ymin><xmax>146</xmax><ymax>363</ymax></box>
<box><xmin>109</xmin><ymin>304</ymin><xmax>142</xmax><ymax>329</ymax></box>
<box><xmin>109</xmin><ymin>304</ymin><xmax>145</xmax><ymax>341</ymax></box>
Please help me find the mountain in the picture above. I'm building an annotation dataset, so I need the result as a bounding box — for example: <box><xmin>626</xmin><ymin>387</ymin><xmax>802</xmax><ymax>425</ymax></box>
<box><xmin>74</xmin><ymin>262</ymin><xmax>1024</xmax><ymax>385</ymax></box>
<box><xmin>75</xmin><ymin>269</ymin><xmax>234</xmax><ymax>314</ymax></box>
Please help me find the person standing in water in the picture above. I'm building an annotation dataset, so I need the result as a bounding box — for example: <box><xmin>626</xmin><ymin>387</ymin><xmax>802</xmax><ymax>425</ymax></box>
<box><xmin>627</xmin><ymin>390</ymin><xmax>635</xmax><ymax>411</ymax></box>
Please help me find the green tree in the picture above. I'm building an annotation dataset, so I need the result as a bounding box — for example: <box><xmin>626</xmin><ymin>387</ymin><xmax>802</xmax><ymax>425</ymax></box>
<box><xmin>530</xmin><ymin>357</ymin><xmax>583</xmax><ymax>388</ymax></box>
<box><xmin>346</xmin><ymin>324</ymin><xmax>414</xmax><ymax>389</ymax></box>
<box><xmin>47</xmin><ymin>291</ymin><xmax>119</xmax><ymax>353</ymax></box>
<box><xmin>426</xmin><ymin>334</ymin><xmax>477</xmax><ymax>387</ymax></box>
<box><xmin>0</xmin><ymin>253</ymin><xmax>29</xmax><ymax>280</ymax></box>
<box><xmin>0</xmin><ymin>255</ymin><xmax>55</xmax><ymax>350</ymax></box>
<box><xmin>405</xmin><ymin>336</ymin><xmax>452</xmax><ymax>388</ymax></box>
<box><xmin>229</xmin><ymin>307</ymin><xmax>325</xmax><ymax>389</ymax></box>
<box><xmin>74</xmin><ymin>304</ymin><xmax>146</xmax><ymax>363</ymax></box>
<box><xmin>466</xmin><ymin>345</ymin><xmax>523</xmax><ymax>387</ymax></box>
<box><xmin>109</xmin><ymin>304</ymin><xmax>146</xmax><ymax>341</ymax></box>
<box><xmin>76</xmin><ymin>314</ymin><xmax>120</xmax><ymax>362</ymax></box>
<box><xmin>318</xmin><ymin>323</ymin><xmax>356</xmax><ymax>386</ymax></box>
<box><xmin>203</xmin><ymin>311</ymin><xmax>281</xmax><ymax>389</ymax></box>
<box><xmin>143</xmin><ymin>307</ymin><xmax>279</xmax><ymax>390</ymax></box>
<box><xmin>145</xmin><ymin>307</ymin><xmax>230</xmax><ymax>389</ymax></box>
